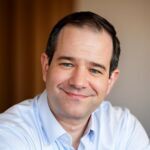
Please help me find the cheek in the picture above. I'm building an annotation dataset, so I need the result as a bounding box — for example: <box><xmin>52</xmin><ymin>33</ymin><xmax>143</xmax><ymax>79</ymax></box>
<box><xmin>46</xmin><ymin>69</ymin><xmax>70</xmax><ymax>89</ymax></box>
<box><xmin>92</xmin><ymin>78</ymin><xmax>110</xmax><ymax>97</ymax></box>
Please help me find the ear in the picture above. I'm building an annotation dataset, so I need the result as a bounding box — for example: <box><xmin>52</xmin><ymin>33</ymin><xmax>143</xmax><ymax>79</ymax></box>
<box><xmin>106</xmin><ymin>69</ymin><xmax>119</xmax><ymax>96</ymax></box>
<box><xmin>41</xmin><ymin>52</ymin><xmax>49</xmax><ymax>82</ymax></box>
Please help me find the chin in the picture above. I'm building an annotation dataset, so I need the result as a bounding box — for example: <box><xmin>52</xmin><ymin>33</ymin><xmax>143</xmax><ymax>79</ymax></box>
<box><xmin>62</xmin><ymin>109</ymin><xmax>90</xmax><ymax>120</ymax></box>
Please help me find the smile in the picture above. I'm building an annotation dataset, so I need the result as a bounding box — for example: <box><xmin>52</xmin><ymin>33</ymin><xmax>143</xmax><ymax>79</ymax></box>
<box><xmin>60</xmin><ymin>88</ymin><xmax>89</xmax><ymax>99</ymax></box>
<box><xmin>66</xmin><ymin>91</ymin><xmax>88</xmax><ymax>99</ymax></box>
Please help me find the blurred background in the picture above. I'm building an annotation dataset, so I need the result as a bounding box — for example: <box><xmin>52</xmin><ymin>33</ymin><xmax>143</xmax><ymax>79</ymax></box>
<box><xmin>0</xmin><ymin>0</ymin><xmax>150</xmax><ymax>137</ymax></box>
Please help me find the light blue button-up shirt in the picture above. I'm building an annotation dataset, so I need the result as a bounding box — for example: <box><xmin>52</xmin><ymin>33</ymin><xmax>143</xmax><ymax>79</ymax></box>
<box><xmin>0</xmin><ymin>91</ymin><xmax>149</xmax><ymax>150</ymax></box>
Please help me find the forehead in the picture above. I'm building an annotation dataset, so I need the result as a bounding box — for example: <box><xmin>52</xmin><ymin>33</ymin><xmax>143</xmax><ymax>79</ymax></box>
<box><xmin>54</xmin><ymin>25</ymin><xmax>113</xmax><ymax>65</ymax></box>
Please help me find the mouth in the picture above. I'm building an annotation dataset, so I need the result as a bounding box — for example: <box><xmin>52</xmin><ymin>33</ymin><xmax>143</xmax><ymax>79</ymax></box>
<box><xmin>65</xmin><ymin>91</ymin><xmax>88</xmax><ymax>99</ymax></box>
<box><xmin>60</xmin><ymin>88</ymin><xmax>89</xmax><ymax>100</ymax></box>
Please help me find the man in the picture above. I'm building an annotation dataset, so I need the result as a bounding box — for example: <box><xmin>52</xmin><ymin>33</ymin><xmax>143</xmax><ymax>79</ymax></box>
<box><xmin>0</xmin><ymin>11</ymin><xmax>149</xmax><ymax>150</ymax></box>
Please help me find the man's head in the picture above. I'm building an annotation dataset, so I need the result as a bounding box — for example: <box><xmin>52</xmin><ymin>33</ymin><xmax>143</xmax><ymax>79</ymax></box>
<box><xmin>45</xmin><ymin>11</ymin><xmax>120</xmax><ymax>76</ymax></box>
<box><xmin>41</xmin><ymin>11</ymin><xmax>120</xmax><ymax>122</ymax></box>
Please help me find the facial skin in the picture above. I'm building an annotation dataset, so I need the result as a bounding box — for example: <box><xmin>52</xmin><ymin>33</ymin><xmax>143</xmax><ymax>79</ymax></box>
<box><xmin>41</xmin><ymin>25</ymin><xmax>119</xmax><ymax>124</ymax></box>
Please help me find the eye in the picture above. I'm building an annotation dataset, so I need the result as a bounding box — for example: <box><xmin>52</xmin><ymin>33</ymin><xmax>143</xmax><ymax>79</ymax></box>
<box><xmin>59</xmin><ymin>62</ymin><xmax>74</xmax><ymax>68</ymax></box>
<box><xmin>89</xmin><ymin>68</ymin><xmax>102</xmax><ymax>75</ymax></box>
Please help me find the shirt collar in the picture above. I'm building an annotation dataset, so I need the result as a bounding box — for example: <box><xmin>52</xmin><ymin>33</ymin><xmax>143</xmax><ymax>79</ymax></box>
<box><xmin>83</xmin><ymin>112</ymin><xmax>97</xmax><ymax>142</ymax></box>
<box><xmin>37</xmin><ymin>90</ymin><xmax>66</xmax><ymax>144</ymax></box>
<box><xmin>37</xmin><ymin>90</ymin><xmax>97</xmax><ymax>144</ymax></box>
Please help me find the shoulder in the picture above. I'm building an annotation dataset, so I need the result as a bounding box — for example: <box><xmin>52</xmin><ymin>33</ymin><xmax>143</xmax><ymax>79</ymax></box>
<box><xmin>0</xmin><ymin>98</ymin><xmax>36</xmax><ymax>127</ymax></box>
<box><xmin>94</xmin><ymin>101</ymin><xmax>150</xmax><ymax>149</ymax></box>
<box><xmin>0</xmin><ymin>97</ymin><xmax>41</xmax><ymax>149</ymax></box>
<box><xmin>95</xmin><ymin>101</ymin><xmax>131</xmax><ymax>122</ymax></box>
<box><xmin>94</xmin><ymin>101</ymin><xmax>135</xmax><ymax>135</ymax></box>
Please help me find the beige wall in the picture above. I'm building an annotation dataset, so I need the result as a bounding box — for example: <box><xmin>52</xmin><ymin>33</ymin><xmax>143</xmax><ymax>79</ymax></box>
<box><xmin>75</xmin><ymin>0</ymin><xmax>150</xmax><ymax>137</ymax></box>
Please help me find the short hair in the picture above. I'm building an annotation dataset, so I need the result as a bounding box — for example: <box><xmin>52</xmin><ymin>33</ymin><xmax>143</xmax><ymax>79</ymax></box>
<box><xmin>45</xmin><ymin>11</ymin><xmax>121</xmax><ymax>76</ymax></box>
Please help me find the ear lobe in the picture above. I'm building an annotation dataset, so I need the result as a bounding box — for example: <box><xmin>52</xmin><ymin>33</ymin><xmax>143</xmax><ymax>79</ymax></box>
<box><xmin>41</xmin><ymin>52</ymin><xmax>49</xmax><ymax>82</ymax></box>
<box><xmin>106</xmin><ymin>69</ymin><xmax>119</xmax><ymax>95</ymax></box>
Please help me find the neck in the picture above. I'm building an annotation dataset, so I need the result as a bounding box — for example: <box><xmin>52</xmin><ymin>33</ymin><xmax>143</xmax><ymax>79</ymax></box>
<box><xmin>58</xmin><ymin>116</ymin><xmax>90</xmax><ymax>149</ymax></box>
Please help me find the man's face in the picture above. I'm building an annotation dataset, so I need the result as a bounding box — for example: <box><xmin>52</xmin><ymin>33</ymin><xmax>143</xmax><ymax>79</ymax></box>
<box><xmin>41</xmin><ymin>25</ymin><xmax>119</xmax><ymax>121</ymax></box>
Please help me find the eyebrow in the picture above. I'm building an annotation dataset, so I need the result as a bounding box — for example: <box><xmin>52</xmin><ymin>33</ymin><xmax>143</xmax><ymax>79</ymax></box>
<box><xmin>57</xmin><ymin>56</ymin><xmax>106</xmax><ymax>71</ymax></box>
<box><xmin>90</xmin><ymin>62</ymin><xmax>106</xmax><ymax>71</ymax></box>
<box><xmin>57</xmin><ymin>56</ymin><xmax>74</xmax><ymax>61</ymax></box>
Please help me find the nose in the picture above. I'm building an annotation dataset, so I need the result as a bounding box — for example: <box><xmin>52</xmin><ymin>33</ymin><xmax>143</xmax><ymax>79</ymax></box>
<box><xmin>68</xmin><ymin>67</ymin><xmax>88</xmax><ymax>90</ymax></box>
